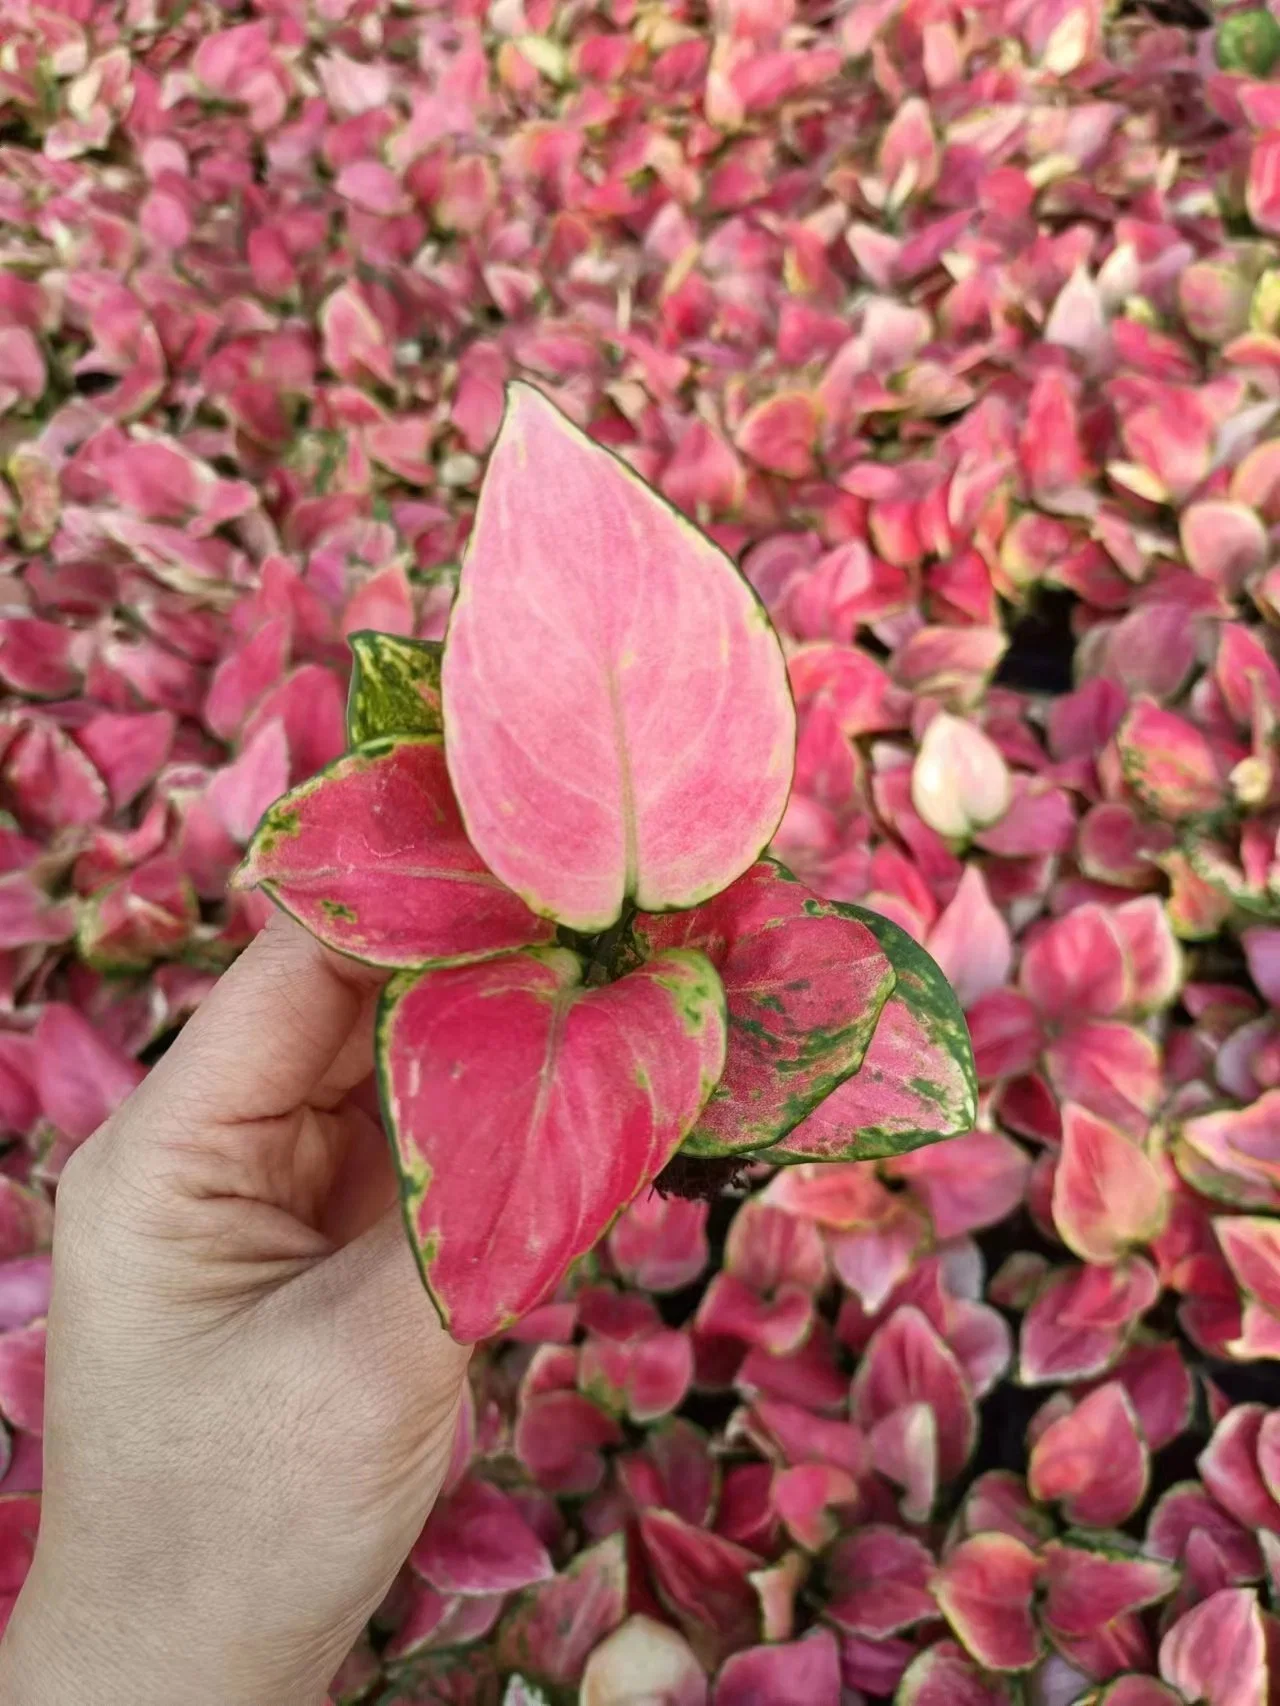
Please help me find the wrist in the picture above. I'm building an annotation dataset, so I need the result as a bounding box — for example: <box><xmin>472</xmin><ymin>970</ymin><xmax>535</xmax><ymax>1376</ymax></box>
<box><xmin>0</xmin><ymin>1565</ymin><xmax>328</xmax><ymax>1706</ymax></box>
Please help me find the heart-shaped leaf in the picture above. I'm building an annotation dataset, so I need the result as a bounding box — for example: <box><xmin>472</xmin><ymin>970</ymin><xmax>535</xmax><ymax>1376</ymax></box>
<box><xmin>379</xmin><ymin>946</ymin><xmax>726</xmax><ymax>1341</ymax></box>
<box><xmin>498</xmin><ymin>1535</ymin><xmax>629</xmax><ymax>1692</ymax></box>
<box><xmin>443</xmin><ymin>384</ymin><xmax>796</xmax><ymax>932</ymax></box>
<box><xmin>769</xmin><ymin>903</ymin><xmax>976</xmax><ymax>1161</ymax></box>
<box><xmin>346</xmin><ymin>630</ymin><xmax>443</xmax><ymax>745</ymax></box>
<box><xmin>238</xmin><ymin>737</ymin><xmax>553</xmax><ymax>968</ymax></box>
<box><xmin>634</xmin><ymin>861</ymin><xmax>894</xmax><ymax>1156</ymax></box>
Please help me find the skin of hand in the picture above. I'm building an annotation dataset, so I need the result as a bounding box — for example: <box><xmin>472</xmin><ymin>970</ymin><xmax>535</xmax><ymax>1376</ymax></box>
<box><xmin>0</xmin><ymin>914</ymin><xmax>471</xmax><ymax>1706</ymax></box>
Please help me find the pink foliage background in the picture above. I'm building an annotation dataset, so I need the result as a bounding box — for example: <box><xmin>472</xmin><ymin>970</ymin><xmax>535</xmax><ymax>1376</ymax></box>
<box><xmin>3</xmin><ymin>0</ymin><xmax>1280</xmax><ymax>1697</ymax></box>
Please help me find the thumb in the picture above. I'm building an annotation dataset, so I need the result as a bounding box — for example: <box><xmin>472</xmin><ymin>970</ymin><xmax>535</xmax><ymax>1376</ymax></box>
<box><xmin>317</xmin><ymin>1207</ymin><xmax>472</xmax><ymax>1434</ymax></box>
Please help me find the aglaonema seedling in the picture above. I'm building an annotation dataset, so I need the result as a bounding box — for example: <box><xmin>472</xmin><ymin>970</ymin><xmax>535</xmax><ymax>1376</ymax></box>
<box><xmin>239</xmin><ymin>384</ymin><xmax>976</xmax><ymax>1342</ymax></box>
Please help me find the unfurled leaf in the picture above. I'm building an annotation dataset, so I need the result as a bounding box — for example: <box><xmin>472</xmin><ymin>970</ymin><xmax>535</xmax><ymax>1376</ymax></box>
<box><xmin>933</xmin><ymin>1532</ymin><xmax>1043</xmax><ymax>1671</ymax></box>
<box><xmin>887</xmin><ymin>1129</ymin><xmax>1030</xmax><ymax>1240</ymax></box>
<box><xmin>1040</xmin><ymin>1538</ymin><xmax>1178</xmax><ymax>1642</ymax></box>
<box><xmin>346</xmin><ymin>631</ymin><xmax>443</xmax><ymax>745</ymax></box>
<box><xmin>579</xmin><ymin>1328</ymin><xmax>693</xmax><ymax>1423</ymax></box>
<box><xmin>634</xmin><ymin>861</ymin><xmax>893</xmax><ymax>1156</ymax></box>
<box><xmin>1019</xmin><ymin>1260</ymin><xmax>1159</xmax><ymax>1385</ymax></box>
<box><xmin>0</xmin><ymin>1322</ymin><xmax>44</xmax><ymax>1435</ymax></box>
<box><xmin>896</xmin><ymin>1640</ymin><xmax>1011</xmax><ymax>1705</ymax></box>
<box><xmin>639</xmin><ymin>1509</ymin><xmax>761</xmax><ymax>1672</ymax></box>
<box><xmin>1159</xmin><ymin>1588</ymin><xmax>1268</xmax><ymax>1706</ymax></box>
<box><xmin>239</xmin><ymin>738</ymin><xmax>553</xmax><ymax>969</ymax></box>
<box><xmin>608</xmin><ymin>1194</ymin><xmax>709</xmax><ymax>1294</ymax></box>
<box><xmin>443</xmin><ymin>384</ymin><xmax>795</xmax><ymax>932</ymax></box>
<box><xmin>0</xmin><ymin>1494</ymin><xmax>40</xmax><ymax>1636</ymax></box>
<box><xmin>926</xmin><ymin>868</ymin><xmax>1013</xmax><ymax>1012</ymax></box>
<box><xmin>498</xmin><ymin>1534</ymin><xmax>628</xmax><ymax>1691</ymax></box>
<box><xmin>515</xmin><ymin>1390</ymin><xmax>622</xmax><ymax>1496</ymax></box>
<box><xmin>379</xmin><ymin>946</ymin><xmax>726</xmax><ymax>1341</ymax></box>
<box><xmin>1090</xmin><ymin>1681</ymin><xmax>1183</xmax><ymax>1705</ymax></box>
<box><xmin>1199</xmin><ymin>1404</ymin><xmax>1280</xmax><ymax>1534</ymax></box>
<box><xmin>1028</xmin><ymin>1384</ymin><xmax>1149</xmax><ymax>1527</ymax></box>
<box><xmin>825</xmin><ymin>1526</ymin><xmax>936</xmax><ymax>1637</ymax></box>
<box><xmin>410</xmin><ymin>1476</ymin><xmax>554</xmax><ymax>1596</ymax></box>
<box><xmin>711</xmin><ymin>1629</ymin><xmax>840</xmax><ymax>1704</ymax></box>
<box><xmin>1021</xmin><ymin>906</ymin><xmax>1130</xmax><ymax>1024</ymax></box>
<box><xmin>34</xmin><ymin>1003</ymin><xmax>144</xmax><ymax>1146</ymax></box>
<box><xmin>1116</xmin><ymin>700</ymin><xmax>1224</xmax><ymax>820</ymax></box>
<box><xmin>1053</xmin><ymin>1104</ymin><xmax>1167</xmax><ymax>1264</ymax></box>
<box><xmin>771</xmin><ymin>903</ymin><xmax>976</xmax><ymax>1161</ymax></box>
<box><xmin>851</xmin><ymin>1305</ymin><xmax>976</xmax><ymax>1481</ymax></box>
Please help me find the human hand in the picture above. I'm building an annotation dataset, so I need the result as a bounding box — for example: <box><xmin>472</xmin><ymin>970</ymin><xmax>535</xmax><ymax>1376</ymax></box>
<box><xmin>0</xmin><ymin>915</ymin><xmax>471</xmax><ymax>1706</ymax></box>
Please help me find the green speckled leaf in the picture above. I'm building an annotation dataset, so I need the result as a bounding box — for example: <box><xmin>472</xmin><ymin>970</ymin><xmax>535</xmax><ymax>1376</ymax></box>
<box><xmin>346</xmin><ymin>629</ymin><xmax>443</xmax><ymax>745</ymax></box>
<box><xmin>634</xmin><ymin>859</ymin><xmax>895</xmax><ymax>1157</ymax></box>
<box><xmin>237</xmin><ymin>737</ymin><xmax>552</xmax><ymax>968</ymax></box>
<box><xmin>1217</xmin><ymin>9</ymin><xmax>1280</xmax><ymax>75</ymax></box>
<box><xmin>379</xmin><ymin>947</ymin><xmax>726</xmax><ymax>1341</ymax></box>
<box><xmin>770</xmin><ymin>903</ymin><xmax>977</xmax><ymax>1162</ymax></box>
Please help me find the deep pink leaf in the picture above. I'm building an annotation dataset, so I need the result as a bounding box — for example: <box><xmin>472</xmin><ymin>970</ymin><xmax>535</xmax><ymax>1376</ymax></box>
<box><xmin>1020</xmin><ymin>906</ymin><xmax>1130</xmax><ymax>1024</ymax></box>
<box><xmin>410</xmin><ymin>1475</ymin><xmax>554</xmax><ymax>1595</ymax></box>
<box><xmin>825</xmin><ymin>1526</ymin><xmax>935</xmax><ymax>1637</ymax></box>
<box><xmin>0</xmin><ymin>1322</ymin><xmax>44</xmax><ymax>1436</ymax></box>
<box><xmin>1053</xmin><ymin>1104</ymin><xmax>1167</xmax><ymax>1264</ymax></box>
<box><xmin>608</xmin><ymin>1194</ymin><xmax>708</xmax><ymax>1294</ymax></box>
<box><xmin>34</xmin><ymin>1003</ymin><xmax>143</xmax><ymax>1144</ymax></box>
<box><xmin>1094</xmin><ymin>1682</ymin><xmax>1183</xmax><ymax>1705</ymax></box>
<box><xmin>1028</xmin><ymin>1383</ymin><xmax>1149</xmax><ymax>1527</ymax></box>
<box><xmin>1147</xmin><ymin>1483</ymin><xmax>1263</xmax><ymax>1582</ymax></box>
<box><xmin>639</xmin><ymin>1509</ymin><xmax>761</xmax><ymax>1672</ymax></box>
<box><xmin>1159</xmin><ymin>1588</ymin><xmax>1268</xmax><ymax>1706</ymax></box>
<box><xmin>1116</xmin><ymin>700</ymin><xmax>1224</xmax><ymax>820</ymax></box>
<box><xmin>896</xmin><ymin>1640</ymin><xmax>1011</xmax><ymax>1705</ymax></box>
<box><xmin>933</xmin><ymin>1532</ymin><xmax>1043</xmax><ymax>1671</ymax></box>
<box><xmin>1046</xmin><ymin>1022</ymin><xmax>1161</xmax><ymax>1141</ymax></box>
<box><xmin>73</xmin><ymin>711</ymin><xmax>175</xmax><ymax>811</ymax></box>
<box><xmin>381</xmin><ymin>946</ymin><xmax>725</xmax><ymax>1341</ymax></box>
<box><xmin>498</xmin><ymin>1534</ymin><xmax>628</xmax><ymax>1690</ymax></box>
<box><xmin>443</xmin><ymin>385</ymin><xmax>794</xmax><ymax>932</ymax></box>
<box><xmin>1041</xmin><ymin>1539</ymin><xmax>1178</xmax><ymax>1640</ymax></box>
<box><xmin>1019</xmin><ymin>1260</ymin><xmax>1159</xmax><ymax>1385</ymax></box>
<box><xmin>240</xmin><ymin>738</ymin><xmax>553</xmax><ymax>969</ymax></box>
<box><xmin>636</xmin><ymin>862</ymin><xmax>893</xmax><ymax>1155</ymax></box>
<box><xmin>711</xmin><ymin>1629</ymin><xmax>839</xmax><ymax>1705</ymax></box>
<box><xmin>0</xmin><ymin>1259</ymin><xmax>51</xmax><ymax>1333</ymax></box>
<box><xmin>205</xmin><ymin>617</ymin><xmax>291</xmax><ymax>742</ymax></box>
<box><xmin>886</xmin><ymin>1128</ymin><xmax>1030</xmax><ymax>1239</ymax></box>
<box><xmin>515</xmin><ymin>1390</ymin><xmax>622</xmax><ymax>1496</ymax></box>
<box><xmin>696</xmin><ymin>1274</ymin><xmax>812</xmax><ymax>1356</ymax></box>
<box><xmin>580</xmin><ymin>1329</ymin><xmax>693</xmax><ymax>1423</ymax></box>
<box><xmin>850</xmin><ymin>1305</ymin><xmax>976</xmax><ymax>1481</ymax></box>
<box><xmin>772</xmin><ymin>904</ymin><xmax>976</xmax><ymax>1160</ymax></box>
<box><xmin>0</xmin><ymin>1493</ymin><xmax>39</xmax><ymax>1632</ymax></box>
<box><xmin>207</xmin><ymin>717</ymin><xmax>290</xmax><ymax>844</ymax></box>
<box><xmin>1199</xmin><ymin>1405</ymin><xmax>1280</xmax><ymax>1534</ymax></box>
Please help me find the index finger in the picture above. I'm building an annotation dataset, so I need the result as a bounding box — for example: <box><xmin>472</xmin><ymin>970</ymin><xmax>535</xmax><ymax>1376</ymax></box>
<box><xmin>134</xmin><ymin>912</ymin><xmax>388</xmax><ymax>1132</ymax></box>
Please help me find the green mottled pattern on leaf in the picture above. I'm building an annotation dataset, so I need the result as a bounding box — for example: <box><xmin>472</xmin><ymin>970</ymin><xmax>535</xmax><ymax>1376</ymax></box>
<box><xmin>346</xmin><ymin>629</ymin><xmax>444</xmax><ymax>746</ymax></box>
<box><xmin>1217</xmin><ymin>8</ymin><xmax>1280</xmax><ymax>74</ymax></box>
<box><xmin>496</xmin><ymin>1533</ymin><xmax>628</xmax><ymax>1689</ymax></box>
<box><xmin>769</xmin><ymin>901</ymin><xmax>977</xmax><ymax>1162</ymax></box>
<box><xmin>634</xmin><ymin>859</ymin><xmax>895</xmax><ymax>1158</ymax></box>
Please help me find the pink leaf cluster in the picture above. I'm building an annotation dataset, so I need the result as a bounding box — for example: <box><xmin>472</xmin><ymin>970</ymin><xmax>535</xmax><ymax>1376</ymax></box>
<box><xmin>4</xmin><ymin>0</ymin><xmax>1280</xmax><ymax>1695</ymax></box>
